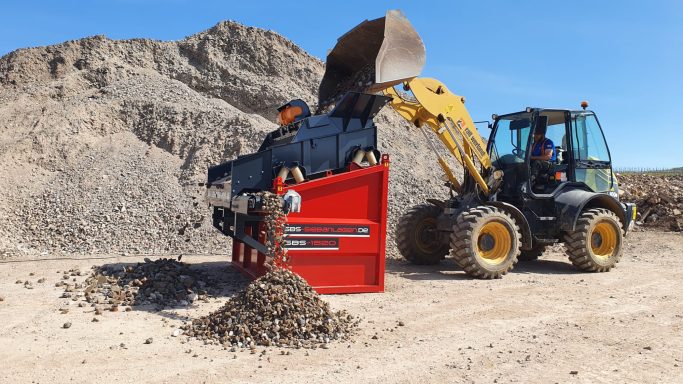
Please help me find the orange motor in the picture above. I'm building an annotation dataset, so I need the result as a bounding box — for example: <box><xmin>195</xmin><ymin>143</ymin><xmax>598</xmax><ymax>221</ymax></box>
<box><xmin>276</xmin><ymin>99</ymin><xmax>311</xmax><ymax>126</ymax></box>
<box><xmin>277</xmin><ymin>105</ymin><xmax>303</xmax><ymax>125</ymax></box>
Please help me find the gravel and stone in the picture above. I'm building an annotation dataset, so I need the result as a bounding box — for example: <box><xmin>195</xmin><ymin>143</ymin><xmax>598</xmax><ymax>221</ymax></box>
<box><xmin>317</xmin><ymin>63</ymin><xmax>375</xmax><ymax>113</ymax></box>
<box><xmin>182</xmin><ymin>267</ymin><xmax>357</xmax><ymax>349</ymax></box>
<box><xmin>61</xmin><ymin>258</ymin><xmax>214</xmax><ymax>309</ymax></box>
<box><xmin>618</xmin><ymin>173</ymin><xmax>683</xmax><ymax>231</ymax></box>
<box><xmin>259</xmin><ymin>191</ymin><xmax>288</xmax><ymax>263</ymax></box>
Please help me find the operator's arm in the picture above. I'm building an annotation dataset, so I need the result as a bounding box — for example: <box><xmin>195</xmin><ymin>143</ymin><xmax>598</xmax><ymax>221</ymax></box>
<box><xmin>531</xmin><ymin>149</ymin><xmax>553</xmax><ymax>161</ymax></box>
<box><xmin>530</xmin><ymin>139</ymin><xmax>554</xmax><ymax>161</ymax></box>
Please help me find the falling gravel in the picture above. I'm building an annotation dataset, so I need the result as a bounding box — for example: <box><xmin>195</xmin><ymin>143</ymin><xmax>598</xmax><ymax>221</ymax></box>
<box><xmin>259</xmin><ymin>191</ymin><xmax>288</xmax><ymax>263</ymax></box>
<box><xmin>183</xmin><ymin>267</ymin><xmax>357</xmax><ymax>349</ymax></box>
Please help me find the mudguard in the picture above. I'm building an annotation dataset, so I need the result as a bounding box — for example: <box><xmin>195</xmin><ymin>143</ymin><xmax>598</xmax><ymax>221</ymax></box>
<box><xmin>485</xmin><ymin>201</ymin><xmax>533</xmax><ymax>250</ymax></box>
<box><xmin>554</xmin><ymin>187</ymin><xmax>629</xmax><ymax>232</ymax></box>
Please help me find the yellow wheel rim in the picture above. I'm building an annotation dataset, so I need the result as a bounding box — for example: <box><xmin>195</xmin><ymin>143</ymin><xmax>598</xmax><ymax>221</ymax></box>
<box><xmin>477</xmin><ymin>221</ymin><xmax>512</xmax><ymax>265</ymax></box>
<box><xmin>591</xmin><ymin>221</ymin><xmax>618</xmax><ymax>259</ymax></box>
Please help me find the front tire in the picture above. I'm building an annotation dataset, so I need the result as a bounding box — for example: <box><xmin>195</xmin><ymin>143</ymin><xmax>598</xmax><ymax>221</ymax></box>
<box><xmin>451</xmin><ymin>206</ymin><xmax>521</xmax><ymax>279</ymax></box>
<box><xmin>564</xmin><ymin>208</ymin><xmax>623</xmax><ymax>272</ymax></box>
<box><xmin>396</xmin><ymin>204</ymin><xmax>450</xmax><ymax>265</ymax></box>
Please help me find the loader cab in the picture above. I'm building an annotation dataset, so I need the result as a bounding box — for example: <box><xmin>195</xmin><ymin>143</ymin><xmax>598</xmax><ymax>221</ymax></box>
<box><xmin>488</xmin><ymin>107</ymin><xmax>616</xmax><ymax>203</ymax></box>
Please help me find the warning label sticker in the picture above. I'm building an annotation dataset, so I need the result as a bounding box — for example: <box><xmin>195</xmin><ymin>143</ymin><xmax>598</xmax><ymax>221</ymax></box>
<box><xmin>283</xmin><ymin>237</ymin><xmax>340</xmax><ymax>251</ymax></box>
<box><xmin>284</xmin><ymin>224</ymin><xmax>370</xmax><ymax>237</ymax></box>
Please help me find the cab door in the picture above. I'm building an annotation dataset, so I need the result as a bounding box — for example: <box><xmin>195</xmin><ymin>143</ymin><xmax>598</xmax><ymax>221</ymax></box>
<box><xmin>568</xmin><ymin>111</ymin><xmax>616</xmax><ymax>194</ymax></box>
<box><xmin>526</xmin><ymin>110</ymin><xmax>571</xmax><ymax>196</ymax></box>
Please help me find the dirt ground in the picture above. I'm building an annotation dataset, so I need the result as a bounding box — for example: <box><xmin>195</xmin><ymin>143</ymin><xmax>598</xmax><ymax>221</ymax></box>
<box><xmin>1</xmin><ymin>231</ymin><xmax>682</xmax><ymax>384</ymax></box>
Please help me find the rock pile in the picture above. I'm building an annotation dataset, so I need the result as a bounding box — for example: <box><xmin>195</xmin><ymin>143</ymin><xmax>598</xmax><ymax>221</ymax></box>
<box><xmin>183</xmin><ymin>267</ymin><xmax>357</xmax><ymax>349</ymax></box>
<box><xmin>11</xmin><ymin>142</ymin><xmax>219</xmax><ymax>255</ymax></box>
<box><xmin>0</xmin><ymin>22</ymin><xmax>319</xmax><ymax>257</ymax></box>
<box><xmin>618</xmin><ymin>173</ymin><xmax>683</xmax><ymax>231</ymax></box>
<box><xmin>0</xmin><ymin>19</ymin><xmax>447</xmax><ymax>259</ymax></box>
<box><xmin>61</xmin><ymin>258</ymin><xmax>212</xmax><ymax>308</ymax></box>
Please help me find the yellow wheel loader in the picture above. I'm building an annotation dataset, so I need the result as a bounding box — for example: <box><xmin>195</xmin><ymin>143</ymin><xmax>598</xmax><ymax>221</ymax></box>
<box><xmin>320</xmin><ymin>10</ymin><xmax>636</xmax><ymax>278</ymax></box>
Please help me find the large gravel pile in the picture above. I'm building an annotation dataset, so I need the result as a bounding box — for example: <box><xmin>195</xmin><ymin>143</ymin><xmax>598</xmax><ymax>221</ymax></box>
<box><xmin>618</xmin><ymin>173</ymin><xmax>683</xmax><ymax>231</ymax></box>
<box><xmin>0</xmin><ymin>20</ymin><xmax>447</xmax><ymax>259</ymax></box>
<box><xmin>183</xmin><ymin>267</ymin><xmax>356</xmax><ymax>349</ymax></box>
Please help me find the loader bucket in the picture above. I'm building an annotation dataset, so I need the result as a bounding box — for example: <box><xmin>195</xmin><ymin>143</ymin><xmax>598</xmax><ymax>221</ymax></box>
<box><xmin>318</xmin><ymin>9</ymin><xmax>426</xmax><ymax>107</ymax></box>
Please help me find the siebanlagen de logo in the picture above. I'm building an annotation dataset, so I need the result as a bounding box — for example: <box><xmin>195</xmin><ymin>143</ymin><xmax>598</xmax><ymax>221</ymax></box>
<box><xmin>283</xmin><ymin>237</ymin><xmax>339</xmax><ymax>250</ymax></box>
<box><xmin>284</xmin><ymin>224</ymin><xmax>370</xmax><ymax>237</ymax></box>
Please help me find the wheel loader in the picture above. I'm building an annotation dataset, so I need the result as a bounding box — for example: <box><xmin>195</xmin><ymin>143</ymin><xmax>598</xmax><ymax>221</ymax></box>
<box><xmin>320</xmin><ymin>10</ymin><xmax>636</xmax><ymax>278</ymax></box>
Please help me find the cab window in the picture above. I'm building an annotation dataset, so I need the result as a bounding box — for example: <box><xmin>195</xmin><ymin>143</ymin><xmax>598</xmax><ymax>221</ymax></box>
<box><xmin>570</xmin><ymin>112</ymin><xmax>613</xmax><ymax>192</ymax></box>
<box><xmin>489</xmin><ymin>113</ymin><xmax>532</xmax><ymax>166</ymax></box>
<box><xmin>536</xmin><ymin>111</ymin><xmax>568</xmax><ymax>164</ymax></box>
<box><xmin>571</xmin><ymin>112</ymin><xmax>610</xmax><ymax>162</ymax></box>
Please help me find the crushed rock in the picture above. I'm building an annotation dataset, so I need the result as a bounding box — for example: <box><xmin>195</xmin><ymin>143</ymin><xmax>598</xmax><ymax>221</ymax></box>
<box><xmin>61</xmin><ymin>258</ymin><xmax>213</xmax><ymax>308</ymax></box>
<box><xmin>259</xmin><ymin>191</ymin><xmax>288</xmax><ymax>263</ymax></box>
<box><xmin>618</xmin><ymin>173</ymin><xmax>683</xmax><ymax>231</ymax></box>
<box><xmin>182</xmin><ymin>267</ymin><xmax>357</xmax><ymax>349</ymax></box>
<box><xmin>317</xmin><ymin>63</ymin><xmax>375</xmax><ymax>113</ymax></box>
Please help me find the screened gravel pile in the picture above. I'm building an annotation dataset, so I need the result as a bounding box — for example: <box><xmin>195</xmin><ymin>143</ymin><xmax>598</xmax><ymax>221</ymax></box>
<box><xmin>183</xmin><ymin>267</ymin><xmax>357</xmax><ymax>350</ymax></box>
<box><xmin>60</xmin><ymin>258</ymin><xmax>213</xmax><ymax>309</ymax></box>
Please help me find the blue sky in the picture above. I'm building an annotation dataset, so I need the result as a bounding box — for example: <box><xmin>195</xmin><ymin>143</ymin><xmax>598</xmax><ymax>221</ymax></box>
<box><xmin>2</xmin><ymin>0</ymin><xmax>681</xmax><ymax>168</ymax></box>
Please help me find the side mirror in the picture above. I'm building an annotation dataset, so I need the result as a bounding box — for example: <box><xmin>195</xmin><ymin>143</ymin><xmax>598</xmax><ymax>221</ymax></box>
<box><xmin>474</xmin><ymin>120</ymin><xmax>492</xmax><ymax>131</ymax></box>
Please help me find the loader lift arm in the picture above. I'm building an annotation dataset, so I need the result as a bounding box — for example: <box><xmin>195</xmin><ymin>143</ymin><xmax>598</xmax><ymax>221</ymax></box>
<box><xmin>382</xmin><ymin>78</ymin><xmax>494</xmax><ymax>196</ymax></box>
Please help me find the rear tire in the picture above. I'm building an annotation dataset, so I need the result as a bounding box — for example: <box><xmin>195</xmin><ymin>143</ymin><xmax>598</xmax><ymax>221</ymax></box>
<box><xmin>451</xmin><ymin>206</ymin><xmax>521</xmax><ymax>279</ymax></box>
<box><xmin>396</xmin><ymin>204</ymin><xmax>449</xmax><ymax>265</ymax></box>
<box><xmin>518</xmin><ymin>244</ymin><xmax>547</xmax><ymax>261</ymax></box>
<box><xmin>564</xmin><ymin>208</ymin><xmax>623</xmax><ymax>272</ymax></box>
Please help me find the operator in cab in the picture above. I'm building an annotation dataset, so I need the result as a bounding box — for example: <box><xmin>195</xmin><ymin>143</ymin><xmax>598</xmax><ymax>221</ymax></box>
<box><xmin>530</xmin><ymin>116</ymin><xmax>556</xmax><ymax>191</ymax></box>
<box><xmin>530</xmin><ymin>117</ymin><xmax>555</xmax><ymax>162</ymax></box>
